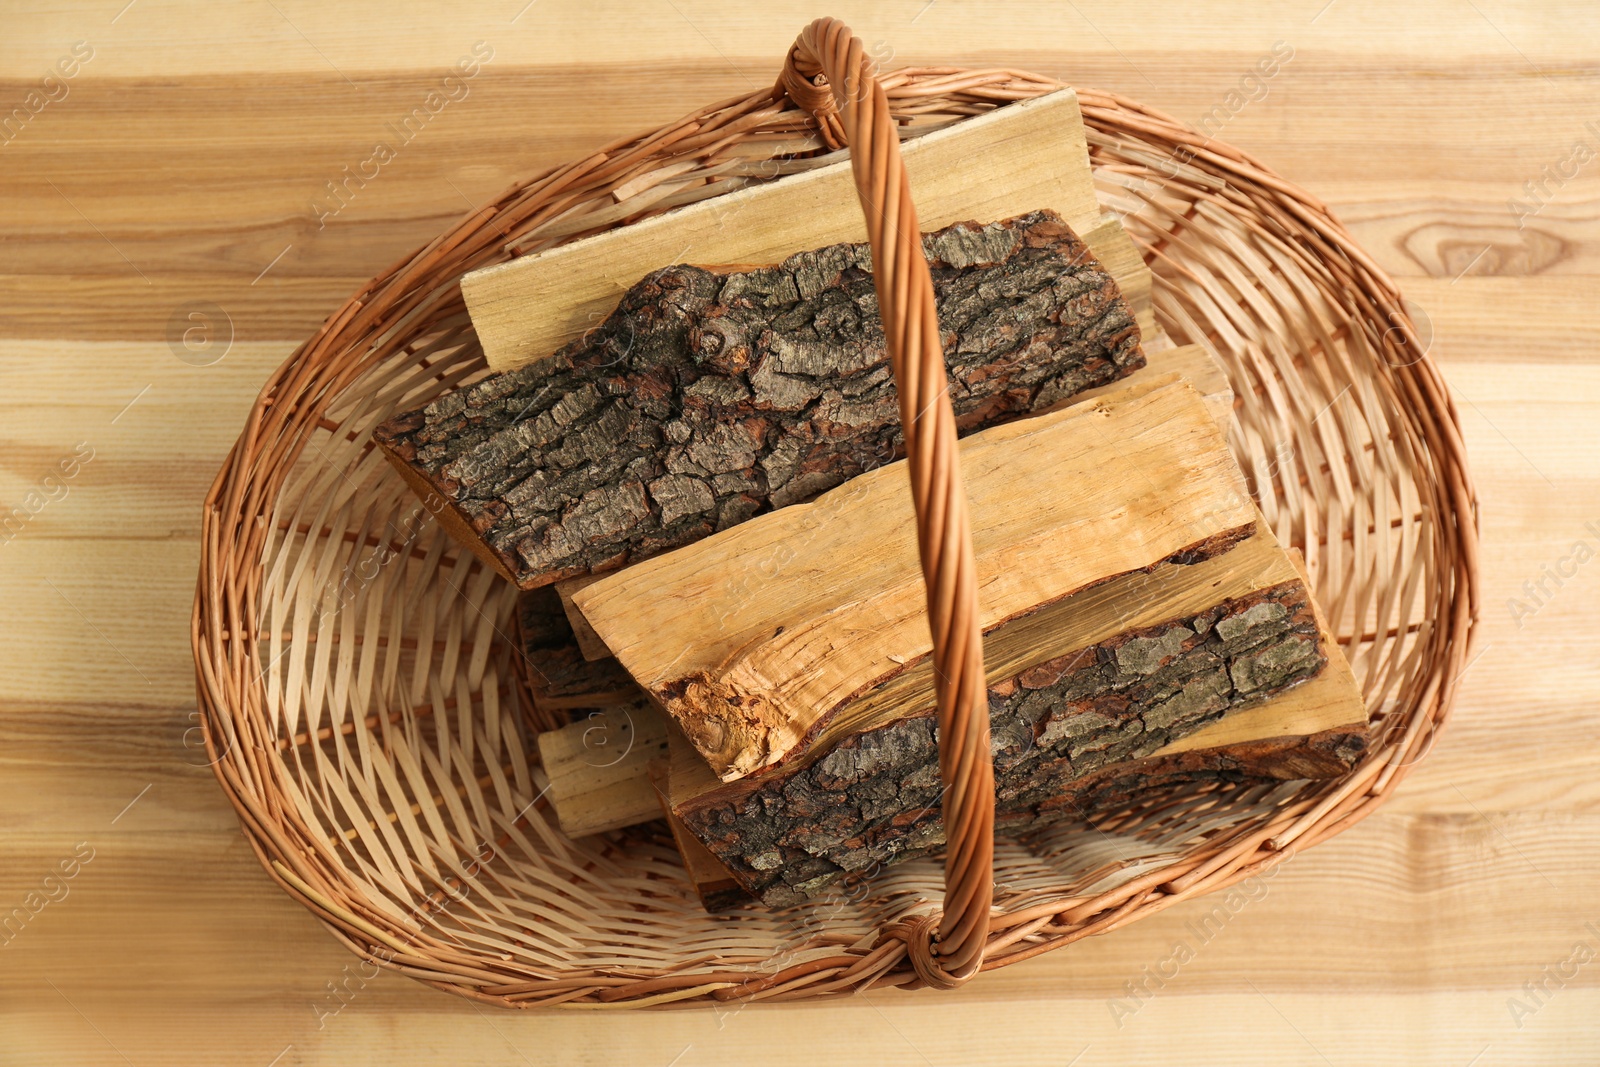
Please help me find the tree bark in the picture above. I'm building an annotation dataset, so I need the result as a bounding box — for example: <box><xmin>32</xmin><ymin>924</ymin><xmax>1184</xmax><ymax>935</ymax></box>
<box><xmin>670</xmin><ymin>579</ymin><xmax>1342</xmax><ymax>907</ymax></box>
<box><xmin>515</xmin><ymin>586</ymin><xmax>636</xmax><ymax>706</ymax></box>
<box><xmin>1027</xmin><ymin>724</ymin><xmax>1369</xmax><ymax>829</ymax></box>
<box><xmin>375</xmin><ymin>209</ymin><xmax>1144</xmax><ymax>589</ymax></box>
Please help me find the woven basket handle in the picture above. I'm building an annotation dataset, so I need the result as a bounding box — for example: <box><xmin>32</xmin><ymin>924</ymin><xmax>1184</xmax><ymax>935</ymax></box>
<box><xmin>775</xmin><ymin>17</ymin><xmax>993</xmax><ymax>989</ymax></box>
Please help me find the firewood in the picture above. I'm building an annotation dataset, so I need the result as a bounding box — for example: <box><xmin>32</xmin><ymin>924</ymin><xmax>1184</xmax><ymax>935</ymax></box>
<box><xmin>535</xmin><ymin>340</ymin><xmax>1234</xmax><ymax>670</ymax></box>
<box><xmin>552</xmin><ymin>574</ymin><xmax>611</xmax><ymax>662</ymax></box>
<box><xmin>519</xmin><ymin>578</ymin><xmax>666</xmax><ymax>836</ymax></box>
<box><xmin>1077</xmin><ymin>339</ymin><xmax>1233</xmax><ymax>427</ymax></box>
<box><xmin>536</xmin><ymin>702</ymin><xmax>667</xmax><ymax>837</ymax></box>
<box><xmin>539</xmin><ymin>544</ymin><xmax>1366</xmax><ymax>907</ymax></box>
<box><xmin>458</xmin><ymin>88</ymin><xmax>1152</xmax><ymax>371</ymax></box>
<box><xmin>514</xmin><ymin>585</ymin><xmax>637</xmax><ymax>710</ymax></box>
<box><xmin>647</xmin><ymin>736</ymin><xmax>755</xmax><ymax>911</ymax></box>
<box><xmin>573</xmin><ymin>378</ymin><xmax>1258</xmax><ymax>782</ymax></box>
<box><xmin>525</xmin><ymin>341</ymin><xmax>1234</xmax><ymax>838</ymax></box>
<box><xmin>374</xmin><ymin>210</ymin><xmax>1145</xmax><ymax>590</ymax></box>
<box><xmin>660</xmin><ymin>521</ymin><xmax>1366</xmax><ymax>906</ymax></box>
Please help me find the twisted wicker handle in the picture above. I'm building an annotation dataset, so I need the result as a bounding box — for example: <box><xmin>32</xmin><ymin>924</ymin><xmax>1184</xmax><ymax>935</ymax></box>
<box><xmin>775</xmin><ymin>17</ymin><xmax>993</xmax><ymax>988</ymax></box>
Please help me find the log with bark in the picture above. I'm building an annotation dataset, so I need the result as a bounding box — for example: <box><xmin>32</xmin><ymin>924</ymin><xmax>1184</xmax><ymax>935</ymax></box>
<box><xmin>374</xmin><ymin>209</ymin><xmax>1144</xmax><ymax>590</ymax></box>
<box><xmin>668</xmin><ymin>724</ymin><xmax>1366</xmax><ymax>912</ymax></box>
<box><xmin>530</xmin><ymin>565</ymin><xmax>1366</xmax><ymax>910</ymax></box>
<box><xmin>656</xmin><ymin>518</ymin><xmax>1353</xmax><ymax>906</ymax></box>
<box><xmin>572</xmin><ymin>378</ymin><xmax>1258</xmax><ymax>782</ymax></box>
<box><xmin>514</xmin><ymin>585</ymin><xmax>638</xmax><ymax>710</ymax></box>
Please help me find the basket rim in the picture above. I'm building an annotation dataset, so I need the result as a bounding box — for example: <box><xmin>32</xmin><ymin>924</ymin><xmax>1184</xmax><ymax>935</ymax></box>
<box><xmin>192</xmin><ymin>62</ymin><xmax>1480</xmax><ymax>1008</ymax></box>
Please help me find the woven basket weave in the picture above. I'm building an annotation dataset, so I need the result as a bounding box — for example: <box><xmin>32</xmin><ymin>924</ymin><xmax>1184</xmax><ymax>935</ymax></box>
<box><xmin>193</xmin><ymin>19</ymin><xmax>1479</xmax><ymax>1006</ymax></box>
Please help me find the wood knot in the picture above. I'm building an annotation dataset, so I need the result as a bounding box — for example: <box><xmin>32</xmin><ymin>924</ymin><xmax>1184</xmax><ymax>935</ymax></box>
<box><xmin>688</xmin><ymin>318</ymin><xmax>750</xmax><ymax>375</ymax></box>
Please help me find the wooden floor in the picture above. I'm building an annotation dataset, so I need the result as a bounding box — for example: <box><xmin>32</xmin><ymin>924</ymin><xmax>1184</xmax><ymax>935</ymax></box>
<box><xmin>3</xmin><ymin>2</ymin><xmax>1597</xmax><ymax>1063</ymax></box>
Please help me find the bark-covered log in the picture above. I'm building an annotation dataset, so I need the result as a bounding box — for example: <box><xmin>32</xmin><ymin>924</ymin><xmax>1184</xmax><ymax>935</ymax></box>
<box><xmin>673</xmin><ymin>579</ymin><xmax>1330</xmax><ymax>907</ymax></box>
<box><xmin>515</xmin><ymin>586</ymin><xmax>636</xmax><ymax>706</ymax></box>
<box><xmin>1028</xmin><ymin>723</ymin><xmax>1369</xmax><ymax>829</ymax></box>
<box><xmin>375</xmin><ymin>210</ymin><xmax>1144</xmax><ymax>589</ymax></box>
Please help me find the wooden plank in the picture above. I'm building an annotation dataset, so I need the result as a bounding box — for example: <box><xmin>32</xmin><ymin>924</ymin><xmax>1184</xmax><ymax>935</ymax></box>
<box><xmin>461</xmin><ymin>88</ymin><xmax>1121</xmax><ymax>370</ymax></box>
<box><xmin>575</xmin><ymin>378</ymin><xmax>1256</xmax><ymax>780</ymax></box>
<box><xmin>4</xmin><ymin>59</ymin><xmax>1593</xmax><ymax>344</ymax></box>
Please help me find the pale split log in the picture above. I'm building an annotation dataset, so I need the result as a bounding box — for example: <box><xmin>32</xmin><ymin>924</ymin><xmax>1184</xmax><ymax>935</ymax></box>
<box><xmin>459</xmin><ymin>88</ymin><xmax>1140</xmax><ymax>371</ymax></box>
<box><xmin>553</xmin><ymin>573</ymin><xmax>611</xmax><ymax>662</ymax></box>
<box><xmin>536</xmin><ymin>702</ymin><xmax>668</xmax><ymax>837</ymax></box>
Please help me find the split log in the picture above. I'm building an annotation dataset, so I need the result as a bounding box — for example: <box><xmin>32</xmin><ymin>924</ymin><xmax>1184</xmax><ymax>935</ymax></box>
<box><xmin>662</xmin><ymin>523</ymin><xmax>1367</xmax><ymax>906</ymax></box>
<box><xmin>374</xmin><ymin>209</ymin><xmax>1145</xmax><ymax>590</ymax></box>
<box><xmin>552</xmin><ymin>574</ymin><xmax>611</xmax><ymax>662</ymax></box>
<box><xmin>647</xmin><ymin>738</ymin><xmax>755</xmax><ymax>912</ymax></box>
<box><xmin>574</xmin><ymin>378</ymin><xmax>1257</xmax><ymax>781</ymax></box>
<box><xmin>520</xmin><ymin>579</ymin><xmax>668</xmax><ymax>837</ymax></box>
<box><xmin>536</xmin><ymin>702</ymin><xmax>667</xmax><ymax>837</ymax></box>
<box><xmin>544</xmin><ymin>339</ymin><xmax>1233</xmax><ymax>667</ymax></box>
<box><xmin>457</xmin><ymin>88</ymin><xmax>1152</xmax><ymax>371</ymax></box>
<box><xmin>1074</xmin><ymin>339</ymin><xmax>1233</xmax><ymax>427</ymax></box>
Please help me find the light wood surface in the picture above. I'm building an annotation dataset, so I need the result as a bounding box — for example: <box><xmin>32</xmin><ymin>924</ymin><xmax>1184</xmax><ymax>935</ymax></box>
<box><xmin>2</xmin><ymin>2</ymin><xmax>1595</xmax><ymax>1063</ymax></box>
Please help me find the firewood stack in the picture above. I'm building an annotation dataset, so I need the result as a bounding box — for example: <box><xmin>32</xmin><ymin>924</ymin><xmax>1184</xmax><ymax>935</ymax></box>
<box><xmin>372</xmin><ymin>91</ymin><xmax>1368</xmax><ymax>912</ymax></box>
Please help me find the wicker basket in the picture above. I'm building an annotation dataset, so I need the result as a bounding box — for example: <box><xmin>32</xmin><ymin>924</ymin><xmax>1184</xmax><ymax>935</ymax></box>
<box><xmin>193</xmin><ymin>18</ymin><xmax>1479</xmax><ymax>1006</ymax></box>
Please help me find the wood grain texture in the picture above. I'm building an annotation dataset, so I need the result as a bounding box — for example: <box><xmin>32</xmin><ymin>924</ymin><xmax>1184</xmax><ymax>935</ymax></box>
<box><xmin>2</xmin><ymin>1</ymin><xmax>1596</xmax><ymax>1063</ymax></box>
<box><xmin>536</xmin><ymin>702</ymin><xmax>667</xmax><ymax>836</ymax></box>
